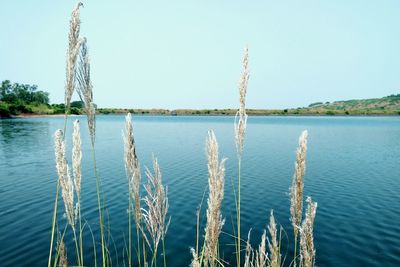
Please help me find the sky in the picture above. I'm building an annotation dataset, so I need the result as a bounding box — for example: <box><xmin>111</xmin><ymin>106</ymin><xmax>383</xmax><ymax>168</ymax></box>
<box><xmin>1</xmin><ymin>0</ymin><xmax>400</xmax><ymax>109</ymax></box>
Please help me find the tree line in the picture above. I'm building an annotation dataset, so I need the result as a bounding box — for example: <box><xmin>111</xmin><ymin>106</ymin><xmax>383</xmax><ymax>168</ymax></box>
<box><xmin>0</xmin><ymin>80</ymin><xmax>85</xmax><ymax>116</ymax></box>
<box><xmin>1</xmin><ymin>80</ymin><xmax>49</xmax><ymax>105</ymax></box>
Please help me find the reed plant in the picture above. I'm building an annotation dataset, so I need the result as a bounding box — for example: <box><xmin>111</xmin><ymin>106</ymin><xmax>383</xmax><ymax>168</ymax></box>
<box><xmin>53</xmin><ymin>121</ymin><xmax>83</xmax><ymax>266</ymax></box>
<box><xmin>242</xmin><ymin>211</ymin><xmax>281</xmax><ymax>267</ymax></box>
<box><xmin>203</xmin><ymin>131</ymin><xmax>226</xmax><ymax>267</ymax></box>
<box><xmin>48</xmin><ymin>3</ymin><xmax>83</xmax><ymax>266</ymax></box>
<box><xmin>142</xmin><ymin>157</ymin><xmax>170</xmax><ymax>267</ymax></box>
<box><xmin>48</xmin><ymin>3</ymin><xmax>319</xmax><ymax>267</ymax></box>
<box><xmin>48</xmin><ymin>2</ymin><xmax>106</xmax><ymax>266</ymax></box>
<box><xmin>234</xmin><ymin>46</ymin><xmax>250</xmax><ymax>267</ymax></box>
<box><xmin>290</xmin><ymin>130</ymin><xmax>308</xmax><ymax>267</ymax></box>
<box><xmin>58</xmin><ymin>239</ymin><xmax>68</xmax><ymax>267</ymax></box>
<box><xmin>124</xmin><ymin>112</ymin><xmax>142</xmax><ymax>267</ymax></box>
<box><xmin>299</xmin><ymin>197</ymin><xmax>317</xmax><ymax>267</ymax></box>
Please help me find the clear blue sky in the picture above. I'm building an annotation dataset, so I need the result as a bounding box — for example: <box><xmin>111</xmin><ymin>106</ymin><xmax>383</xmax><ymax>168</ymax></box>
<box><xmin>1</xmin><ymin>0</ymin><xmax>400</xmax><ymax>109</ymax></box>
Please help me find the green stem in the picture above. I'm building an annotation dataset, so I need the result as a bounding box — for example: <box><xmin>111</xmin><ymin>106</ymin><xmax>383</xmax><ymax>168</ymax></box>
<box><xmin>142</xmin><ymin>234</ymin><xmax>147</xmax><ymax>266</ymax></box>
<box><xmin>153</xmin><ymin>247</ymin><xmax>157</xmax><ymax>267</ymax></box>
<box><xmin>91</xmin><ymin>145</ymin><xmax>106</xmax><ymax>267</ymax></box>
<box><xmin>73</xmin><ymin>228</ymin><xmax>81</xmax><ymax>266</ymax></box>
<box><xmin>79</xmin><ymin>204</ymin><xmax>83</xmax><ymax>267</ymax></box>
<box><xmin>237</xmin><ymin>158</ymin><xmax>241</xmax><ymax>267</ymax></box>
<box><xmin>128</xmin><ymin>201</ymin><xmax>132</xmax><ymax>267</ymax></box>
<box><xmin>47</xmin><ymin>181</ymin><xmax>60</xmax><ymax>267</ymax></box>
<box><xmin>162</xmin><ymin>238</ymin><xmax>166</xmax><ymax>267</ymax></box>
<box><xmin>136</xmin><ymin>225</ymin><xmax>142</xmax><ymax>267</ymax></box>
<box><xmin>53</xmin><ymin>225</ymin><xmax>68</xmax><ymax>267</ymax></box>
<box><xmin>294</xmin><ymin>232</ymin><xmax>298</xmax><ymax>267</ymax></box>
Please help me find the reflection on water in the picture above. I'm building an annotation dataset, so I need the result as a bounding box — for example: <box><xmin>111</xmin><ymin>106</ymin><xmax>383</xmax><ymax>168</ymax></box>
<box><xmin>0</xmin><ymin>119</ymin><xmax>50</xmax><ymax>158</ymax></box>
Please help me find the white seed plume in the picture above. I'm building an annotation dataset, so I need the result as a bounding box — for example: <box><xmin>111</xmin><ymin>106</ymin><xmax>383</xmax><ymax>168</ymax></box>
<box><xmin>58</xmin><ymin>238</ymin><xmax>68</xmax><ymax>267</ymax></box>
<box><xmin>203</xmin><ymin>130</ymin><xmax>226</xmax><ymax>266</ymax></box>
<box><xmin>267</xmin><ymin>211</ymin><xmax>280</xmax><ymax>267</ymax></box>
<box><xmin>256</xmin><ymin>230</ymin><xmax>267</xmax><ymax>267</ymax></box>
<box><xmin>72</xmin><ymin>120</ymin><xmax>82</xmax><ymax>200</ymax></box>
<box><xmin>124</xmin><ymin>113</ymin><xmax>141</xmax><ymax>224</ymax></box>
<box><xmin>65</xmin><ymin>2</ymin><xmax>84</xmax><ymax>111</ymax></box>
<box><xmin>142</xmin><ymin>157</ymin><xmax>170</xmax><ymax>253</ymax></box>
<box><xmin>300</xmin><ymin>197</ymin><xmax>317</xmax><ymax>267</ymax></box>
<box><xmin>54</xmin><ymin>130</ymin><xmax>75</xmax><ymax>229</ymax></box>
<box><xmin>234</xmin><ymin>46</ymin><xmax>250</xmax><ymax>158</ymax></box>
<box><xmin>244</xmin><ymin>231</ymin><xmax>253</xmax><ymax>267</ymax></box>
<box><xmin>190</xmin><ymin>248</ymin><xmax>201</xmax><ymax>267</ymax></box>
<box><xmin>77</xmin><ymin>38</ymin><xmax>96</xmax><ymax>144</ymax></box>
<box><xmin>290</xmin><ymin>130</ymin><xmax>308</xmax><ymax>236</ymax></box>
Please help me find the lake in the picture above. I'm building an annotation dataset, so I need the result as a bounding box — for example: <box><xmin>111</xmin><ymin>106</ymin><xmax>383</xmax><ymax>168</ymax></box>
<box><xmin>1</xmin><ymin>115</ymin><xmax>399</xmax><ymax>266</ymax></box>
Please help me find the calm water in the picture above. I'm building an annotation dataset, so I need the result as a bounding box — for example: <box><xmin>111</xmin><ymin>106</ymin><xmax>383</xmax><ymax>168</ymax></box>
<box><xmin>0</xmin><ymin>115</ymin><xmax>399</xmax><ymax>267</ymax></box>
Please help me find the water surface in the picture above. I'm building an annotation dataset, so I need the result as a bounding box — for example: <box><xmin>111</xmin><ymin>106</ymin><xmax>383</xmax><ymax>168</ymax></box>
<box><xmin>1</xmin><ymin>115</ymin><xmax>399</xmax><ymax>266</ymax></box>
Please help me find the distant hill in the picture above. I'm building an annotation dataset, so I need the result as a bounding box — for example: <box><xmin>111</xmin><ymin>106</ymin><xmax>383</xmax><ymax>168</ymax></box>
<box><xmin>96</xmin><ymin>94</ymin><xmax>400</xmax><ymax>116</ymax></box>
<box><xmin>304</xmin><ymin>94</ymin><xmax>400</xmax><ymax>115</ymax></box>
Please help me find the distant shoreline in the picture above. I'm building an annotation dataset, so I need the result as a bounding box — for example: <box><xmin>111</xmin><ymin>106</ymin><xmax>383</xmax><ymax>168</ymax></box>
<box><xmin>2</xmin><ymin>109</ymin><xmax>399</xmax><ymax>119</ymax></box>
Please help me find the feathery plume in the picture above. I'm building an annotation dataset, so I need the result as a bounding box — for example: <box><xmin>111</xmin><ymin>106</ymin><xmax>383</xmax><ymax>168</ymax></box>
<box><xmin>190</xmin><ymin>248</ymin><xmax>201</xmax><ymax>267</ymax></box>
<box><xmin>54</xmin><ymin>130</ymin><xmax>75</xmax><ymax>229</ymax></box>
<box><xmin>203</xmin><ymin>131</ymin><xmax>226</xmax><ymax>266</ymax></box>
<box><xmin>300</xmin><ymin>197</ymin><xmax>317</xmax><ymax>267</ymax></box>
<box><xmin>77</xmin><ymin>38</ymin><xmax>96</xmax><ymax>144</ymax></box>
<box><xmin>244</xmin><ymin>231</ymin><xmax>253</xmax><ymax>267</ymax></box>
<box><xmin>142</xmin><ymin>157</ymin><xmax>170</xmax><ymax>253</ymax></box>
<box><xmin>72</xmin><ymin>120</ymin><xmax>82</xmax><ymax>200</ymax></box>
<box><xmin>65</xmin><ymin>2</ymin><xmax>84</xmax><ymax>111</ymax></box>
<box><xmin>267</xmin><ymin>211</ymin><xmax>280</xmax><ymax>267</ymax></box>
<box><xmin>234</xmin><ymin>46</ymin><xmax>250</xmax><ymax>158</ymax></box>
<box><xmin>255</xmin><ymin>230</ymin><xmax>267</xmax><ymax>267</ymax></box>
<box><xmin>124</xmin><ymin>113</ymin><xmax>141</xmax><ymax>224</ymax></box>
<box><xmin>290</xmin><ymin>130</ymin><xmax>308</xmax><ymax>235</ymax></box>
<box><xmin>58</xmin><ymin>239</ymin><xmax>68</xmax><ymax>267</ymax></box>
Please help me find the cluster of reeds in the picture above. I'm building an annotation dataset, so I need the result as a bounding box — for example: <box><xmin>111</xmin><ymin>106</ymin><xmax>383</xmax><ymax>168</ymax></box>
<box><xmin>48</xmin><ymin>2</ymin><xmax>104</xmax><ymax>267</ymax></box>
<box><xmin>48</xmin><ymin>3</ymin><xmax>318</xmax><ymax>267</ymax></box>
<box><xmin>190</xmin><ymin>48</ymin><xmax>318</xmax><ymax>267</ymax></box>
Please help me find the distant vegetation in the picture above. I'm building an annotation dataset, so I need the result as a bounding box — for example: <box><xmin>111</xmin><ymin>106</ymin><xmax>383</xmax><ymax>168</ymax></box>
<box><xmin>1</xmin><ymin>79</ymin><xmax>400</xmax><ymax>117</ymax></box>
<box><xmin>303</xmin><ymin>94</ymin><xmax>400</xmax><ymax>115</ymax></box>
<box><xmin>0</xmin><ymin>80</ymin><xmax>86</xmax><ymax>117</ymax></box>
<box><xmin>98</xmin><ymin>94</ymin><xmax>400</xmax><ymax>116</ymax></box>
<box><xmin>0</xmin><ymin>80</ymin><xmax>51</xmax><ymax>117</ymax></box>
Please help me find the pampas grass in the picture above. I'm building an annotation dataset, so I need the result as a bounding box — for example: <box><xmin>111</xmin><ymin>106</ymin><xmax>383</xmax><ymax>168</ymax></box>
<box><xmin>77</xmin><ymin>38</ymin><xmax>96</xmax><ymax>145</ymax></box>
<box><xmin>48</xmin><ymin>4</ymin><xmax>84</xmax><ymax>266</ymax></box>
<box><xmin>54</xmin><ymin>129</ymin><xmax>76</xmax><ymax>229</ymax></box>
<box><xmin>124</xmin><ymin>112</ymin><xmax>142</xmax><ymax>267</ymax></box>
<box><xmin>255</xmin><ymin>230</ymin><xmax>267</xmax><ymax>267</ymax></box>
<box><xmin>241</xmin><ymin>211</ymin><xmax>280</xmax><ymax>267</ymax></box>
<box><xmin>267</xmin><ymin>211</ymin><xmax>280</xmax><ymax>267</ymax></box>
<box><xmin>244</xmin><ymin>231</ymin><xmax>253</xmax><ymax>267</ymax></box>
<box><xmin>124</xmin><ymin>113</ymin><xmax>141</xmax><ymax>224</ymax></box>
<box><xmin>290</xmin><ymin>130</ymin><xmax>308</xmax><ymax>267</ymax></box>
<box><xmin>142</xmin><ymin>157</ymin><xmax>170</xmax><ymax>267</ymax></box>
<box><xmin>235</xmin><ymin>46</ymin><xmax>249</xmax><ymax>158</ymax></box>
<box><xmin>72</xmin><ymin>120</ymin><xmax>82</xmax><ymax>202</ymax></box>
<box><xmin>65</xmin><ymin>2</ymin><xmax>84</xmax><ymax>113</ymax></box>
<box><xmin>299</xmin><ymin>197</ymin><xmax>317</xmax><ymax>267</ymax></box>
<box><xmin>203</xmin><ymin>131</ymin><xmax>226</xmax><ymax>267</ymax></box>
<box><xmin>48</xmin><ymin>4</ymin><xmax>321</xmax><ymax>267</ymax></box>
<box><xmin>54</xmin><ymin>124</ymin><xmax>83</xmax><ymax>266</ymax></box>
<box><xmin>234</xmin><ymin>46</ymin><xmax>250</xmax><ymax>267</ymax></box>
<box><xmin>58</xmin><ymin>239</ymin><xmax>68</xmax><ymax>267</ymax></box>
